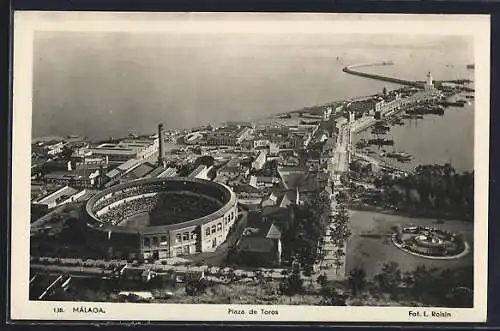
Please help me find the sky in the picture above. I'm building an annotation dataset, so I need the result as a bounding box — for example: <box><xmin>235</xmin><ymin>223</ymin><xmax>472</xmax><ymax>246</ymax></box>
<box><xmin>31</xmin><ymin>25</ymin><xmax>473</xmax><ymax>140</ymax></box>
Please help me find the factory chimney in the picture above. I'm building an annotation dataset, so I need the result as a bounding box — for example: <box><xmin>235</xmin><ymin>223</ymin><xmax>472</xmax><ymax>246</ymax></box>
<box><xmin>158</xmin><ymin>123</ymin><xmax>165</xmax><ymax>167</ymax></box>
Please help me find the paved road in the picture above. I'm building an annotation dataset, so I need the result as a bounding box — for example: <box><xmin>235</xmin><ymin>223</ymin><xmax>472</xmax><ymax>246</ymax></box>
<box><xmin>31</xmin><ymin>259</ymin><xmax>302</xmax><ymax>282</ymax></box>
<box><xmin>317</xmin><ymin>123</ymin><xmax>351</xmax><ymax>281</ymax></box>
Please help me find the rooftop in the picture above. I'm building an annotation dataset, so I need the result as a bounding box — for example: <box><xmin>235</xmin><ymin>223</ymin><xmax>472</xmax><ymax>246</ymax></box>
<box><xmin>34</xmin><ymin>186</ymin><xmax>80</xmax><ymax>205</ymax></box>
<box><xmin>222</xmin><ymin>158</ymin><xmax>242</xmax><ymax>170</ymax></box>
<box><xmin>117</xmin><ymin>159</ymin><xmax>141</xmax><ymax>172</ymax></box>
<box><xmin>123</xmin><ymin>163</ymin><xmax>156</xmax><ymax>180</ymax></box>
<box><xmin>31</xmin><ymin>184</ymin><xmax>63</xmax><ymax>201</ymax></box>
<box><xmin>266</xmin><ymin>223</ymin><xmax>282</xmax><ymax>240</ymax></box>
<box><xmin>91</xmin><ymin>139</ymin><xmax>156</xmax><ymax>154</ymax></box>
<box><xmin>105</xmin><ymin>168</ymin><xmax>121</xmax><ymax>179</ymax></box>
<box><xmin>146</xmin><ymin>166</ymin><xmax>169</xmax><ymax>178</ymax></box>
<box><xmin>157</xmin><ymin>167</ymin><xmax>177</xmax><ymax>178</ymax></box>
<box><xmin>189</xmin><ymin>164</ymin><xmax>208</xmax><ymax>177</ymax></box>
<box><xmin>238</xmin><ymin>236</ymin><xmax>276</xmax><ymax>253</ymax></box>
<box><xmin>31</xmin><ymin>136</ymin><xmax>66</xmax><ymax>145</ymax></box>
<box><xmin>45</xmin><ymin>169</ymin><xmax>99</xmax><ymax>180</ymax></box>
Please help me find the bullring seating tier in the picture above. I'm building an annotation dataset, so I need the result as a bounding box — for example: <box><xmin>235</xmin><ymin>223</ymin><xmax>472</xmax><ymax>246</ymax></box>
<box><xmin>96</xmin><ymin>192</ymin><xmax>223</xmax><ymax>226</ymax></box>
<box><xmin>85</xmin><ymin>177</ymin><xmax>237</xmax><ymax>235</ymax></box>
<box><xmin>92</xmin><ymin>181</ymin><xmax>228</xmax><ymax>212</ymax></box>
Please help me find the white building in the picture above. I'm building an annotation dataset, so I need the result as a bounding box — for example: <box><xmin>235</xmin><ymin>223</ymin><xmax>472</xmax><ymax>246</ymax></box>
<box><xmin>252</xmin><ymin>151</ymin><xmax>267</xmax><ymax>170</ymax></box>
<box><xmin>31</xmin><ymin>185</ymin><xmax>86</xmax><ymax>211</ymax></box>
<box><xmin>89</xmin><ymin>138</ymin><xmax>159</xmax><ymax>164</ymax></box>
<box><xmin>323</xmin><ymin>106</ymin><xmax>332</xmax><ymax>120</ymax></box>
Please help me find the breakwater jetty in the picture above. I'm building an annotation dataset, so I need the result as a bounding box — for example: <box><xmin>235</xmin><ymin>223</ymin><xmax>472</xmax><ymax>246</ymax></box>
<box><xmin>343</xmin><ymin>62</ymin><xmax>424</xmax><ymax>89</ymax></box>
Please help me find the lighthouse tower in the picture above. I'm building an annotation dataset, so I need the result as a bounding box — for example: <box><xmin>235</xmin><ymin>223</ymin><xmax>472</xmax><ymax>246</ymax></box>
<box><xmin>425</xmin><ymin>72</ymin><xmax>434</xmax><ymax>92</ymax></box>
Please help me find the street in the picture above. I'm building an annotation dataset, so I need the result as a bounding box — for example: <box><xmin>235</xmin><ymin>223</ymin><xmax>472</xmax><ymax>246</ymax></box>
<box><xmin>317</xmin><ymin>122</ymin><xmax>351</xmax><ymax>281</ymax></box>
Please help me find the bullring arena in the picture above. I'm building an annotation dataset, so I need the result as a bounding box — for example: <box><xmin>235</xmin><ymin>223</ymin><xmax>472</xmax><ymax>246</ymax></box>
<box><xmin>85</xmin><ymin>177</ymin><xmax>238</xmax><ymax>260</ymax></box>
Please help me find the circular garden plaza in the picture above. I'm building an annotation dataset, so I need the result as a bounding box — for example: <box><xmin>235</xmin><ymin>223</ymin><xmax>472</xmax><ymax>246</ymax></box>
<box><xmin>391</xmin><ymin>224</ymin><xmax>470</xmax><ymax>260</ymax></box>
<box><xmin>85</xmin><ymin>177</ymin><xmax>238</xmax><ymax>260</ymax></box>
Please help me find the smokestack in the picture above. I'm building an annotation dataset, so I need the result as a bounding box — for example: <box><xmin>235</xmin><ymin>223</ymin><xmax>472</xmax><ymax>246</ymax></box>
<box><xmin>158</xmin><ymin>123</ymin><xmax>165</xmax><ymax>166</ymax></box>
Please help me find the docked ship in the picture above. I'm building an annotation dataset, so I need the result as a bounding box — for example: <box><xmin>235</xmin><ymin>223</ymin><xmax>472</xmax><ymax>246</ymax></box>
<box><xmin>368</xmin><ymin>138</ymin><xmax>394</xmax><ymax>146</ymax></box>
<box><xmin>407</xmin><ymin>105</ymin><xmax>445</xmax><ymax>116</ymax></box>
<box><xmin>382</xmin><ymin>151</ymin><xmax>413</xmax><ymax>162</ymax></box>
<box><xmin>439</xmin><ymin>100</ymin><xmax>466</xmax><ymax>108</ymax></box>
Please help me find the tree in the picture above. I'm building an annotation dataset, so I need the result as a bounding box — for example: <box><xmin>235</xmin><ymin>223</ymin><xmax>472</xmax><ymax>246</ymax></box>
<box><xmin>370</xmin><ymin>163</ymin><xmax>473</xmax><ymax>220</ymax></box>
<box><xmin>254</xmin><ymin>270</ymin><xmax>266</xmax><ymax>284</ymax></box>
<box><xmin>330</xmin><ymin>205</ymin><xmax>351</xmax><ymax>247</ymax></box>
<box><xmin>185</xmin><ymin>278</ymin><xmax>208</xmax><ymax>296</ymax></box>
<box><xmin>319</xmin><ymin>285</ymin><xmax>347</xmax><ymax>306</ymax></box>
<box><xmin>348</xmin><ymin>267</ymin><xmax>367</xmax><ymax>296</ymax></box>
<box><xmin>336</xmin><ymin>191</ymin><xmax>348</xmax><ymax>205</ymax></box>
<box><xmin>316</xmin><ymin>274</ymin><xmax>328</xmax><ymax>287</ymax></box>
<box><xmin>226</xmin><ymin>268</ymin><xmax>237</xmax><ymax>283</ymax></box>
<box><xmin>406</xmin><ymin>265</ymin><xmax>434</xmax><ymax>300</ymax></box>
<box><xmin>177</xmin><ymin>164</ymin><xmax>193</xmax><ymax>177</ymax></box>
<box><xmin>195</xmin><ymin>155</ymin><xmax>215</xmax><ymax>168</ymax></box>
<box><xmin>446</xmin><ymin>286</ymin><xmax>473</xmax><ymax>308</ymax></box>
<box><xmin>373</xmin><ymin>262</ymin><xmax>402</xmax><ymax>298</ymax></box>
<box><xmin>279</xmin><ymin>269</ymin><xmax>304</xmax><ymax>303</ymax></box>
<box><xmin>61</xmin><ymin>145</ymin><xmax>74</xmax><ymax>160</ymax></box>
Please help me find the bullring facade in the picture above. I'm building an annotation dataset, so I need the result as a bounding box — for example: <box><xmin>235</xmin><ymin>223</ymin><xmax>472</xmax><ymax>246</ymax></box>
<box><xmin>85</xmin><ymin>177</ymin><xmax>238</xmax><ymax>260</ymax></box>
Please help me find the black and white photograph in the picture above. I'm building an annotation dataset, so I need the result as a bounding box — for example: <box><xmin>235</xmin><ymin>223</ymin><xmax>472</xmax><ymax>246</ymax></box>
<box><xmin>10</xmin><ymin>12</ymin><xmax>490</xmax><ymax>322</ymax></box>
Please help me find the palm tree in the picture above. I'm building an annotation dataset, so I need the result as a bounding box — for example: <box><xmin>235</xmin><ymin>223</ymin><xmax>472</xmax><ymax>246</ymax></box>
<box><xmin>348</xmin><ymin>267</ymin><xmax>367</xmax><ymax>296</ymax></box>
<box><xmin>334</xmin><ymin>248</ymin><xmax>346</xmax><ymax>262</ymax></box>
<box><xmin>333</xmin><ymin>259</ymin><xmax>343</xmax><ymax>275</ymax></box>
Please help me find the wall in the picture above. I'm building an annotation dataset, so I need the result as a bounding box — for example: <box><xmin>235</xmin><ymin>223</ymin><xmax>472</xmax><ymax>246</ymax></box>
<box><xmin>200</xmin><ymin>203</ymin><xmax>238</xmax><ymax>252</ymax></box>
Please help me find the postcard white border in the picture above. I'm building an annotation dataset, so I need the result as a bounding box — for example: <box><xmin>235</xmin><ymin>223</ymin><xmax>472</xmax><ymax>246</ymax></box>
<box><xmin>11</xmin><ymin>12</ymin><xmax>490</xmax><ymax>323</ymax></box>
